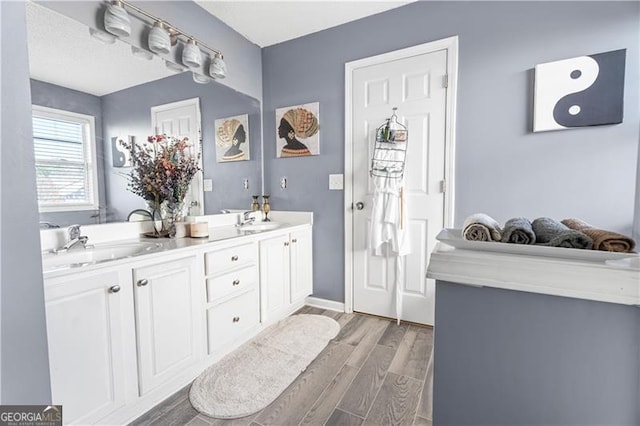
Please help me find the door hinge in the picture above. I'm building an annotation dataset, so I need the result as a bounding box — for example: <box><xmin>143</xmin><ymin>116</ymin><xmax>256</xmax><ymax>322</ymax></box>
<box><xmin>441</xmin><ymin>180</ymin><xmax>447</xmax><ymax>193</ymax></box>
<box><xmin>443</xmin><ymin>74</ymin><xmax>449</xmax><ymax>88</ymax></box>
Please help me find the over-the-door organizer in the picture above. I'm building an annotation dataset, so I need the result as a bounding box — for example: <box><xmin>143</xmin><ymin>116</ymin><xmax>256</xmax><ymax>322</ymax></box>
<box><xmin>370</xmin><ymin>107</ymin><xmax>408</xmax><ymax>179</ymax></box>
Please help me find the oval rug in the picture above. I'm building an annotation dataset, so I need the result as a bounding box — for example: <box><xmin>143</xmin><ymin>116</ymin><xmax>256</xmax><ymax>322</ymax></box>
<box><xmin>189</xmin><ymin>314</ymin><xmax>340</xmax><ymax>419</ymax></box>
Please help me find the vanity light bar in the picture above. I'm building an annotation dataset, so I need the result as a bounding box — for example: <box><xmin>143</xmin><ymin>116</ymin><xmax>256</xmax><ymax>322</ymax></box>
<box><xmin>114</xmin><ymin>0</ymin><xmax>224</xmax><ymax>59</ymax></box>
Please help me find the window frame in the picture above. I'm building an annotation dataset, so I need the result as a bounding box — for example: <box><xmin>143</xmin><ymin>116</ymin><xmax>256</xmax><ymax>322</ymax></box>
<box><xmin>32</xmin><ymin>105</ymin><xmax>100</xmax><ymax>212</ymax></box>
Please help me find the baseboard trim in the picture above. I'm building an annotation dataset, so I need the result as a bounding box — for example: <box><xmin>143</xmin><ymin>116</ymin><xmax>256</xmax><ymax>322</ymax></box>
<box><xmin>305</xmin><ymin>296</ymin><xmax>345</xmax><ymax>313</ymax></box>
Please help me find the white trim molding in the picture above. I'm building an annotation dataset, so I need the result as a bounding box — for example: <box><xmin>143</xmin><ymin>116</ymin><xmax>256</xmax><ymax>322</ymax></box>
<box><xmin>343</xmin><ymin>36</ymin><xmax>459</xmax><ymax>313</ymax></box>
<box><xmin>305</xmin><ymin>296</ymin><xmax>346</xmax><ymax>313</ymax></box>
<box><xmin>428</xmin><ymin>244</ymin><xmax>640</xmax><ymax>306</ymax></box>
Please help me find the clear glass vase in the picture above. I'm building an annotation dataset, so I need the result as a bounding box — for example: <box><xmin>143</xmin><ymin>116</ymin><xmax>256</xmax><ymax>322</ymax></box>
<box><xmin>163</xmin><ymin>200</ymin><xmax>185</xmax><ymax>238</ymax></box>
<box><xmin>146</xmin><ymin>200</ymin><xmax>184</xmax><ymax>238</ymax></box>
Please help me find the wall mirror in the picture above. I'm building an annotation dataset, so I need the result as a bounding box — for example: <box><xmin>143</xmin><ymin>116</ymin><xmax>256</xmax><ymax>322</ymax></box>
<box><xmin>26</xmin><ymin>2</ymin><xmax>262</xmax><ymax>228</ymax></box>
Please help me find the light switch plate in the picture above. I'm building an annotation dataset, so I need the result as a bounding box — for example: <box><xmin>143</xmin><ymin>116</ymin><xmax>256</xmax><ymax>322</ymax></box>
<box><xmin>329</xmin><ymin>174</ymin><xmax>344</xmax><ymax>190</ymax></box>
<box><xmin>203</xmin><ymin>179</ymin><xmax>213</xmax><ymax>192</ymax></box>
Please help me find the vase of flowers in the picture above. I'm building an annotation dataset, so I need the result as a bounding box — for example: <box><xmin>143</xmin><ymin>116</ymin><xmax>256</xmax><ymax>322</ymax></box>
<box><xmin>123</xmin><ymin>134</ymin><xmax>200</xmax><ymax>237</ymax></box>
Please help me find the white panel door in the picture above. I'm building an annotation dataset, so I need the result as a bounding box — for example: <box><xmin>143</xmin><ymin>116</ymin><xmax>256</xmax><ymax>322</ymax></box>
<box><xmin>133</xmin><ymin>256</ymin><xmax>199</xmax><ymax>395</ymax></box>
<box><xmin>352</xmin><ymin>49</ymin><xmax>448</xmax><ymax>325</ymax></box>
<box><xmin>151</xmin><ymin>98</ymin><xmax>204</xmax><ymax>216</ymax></box>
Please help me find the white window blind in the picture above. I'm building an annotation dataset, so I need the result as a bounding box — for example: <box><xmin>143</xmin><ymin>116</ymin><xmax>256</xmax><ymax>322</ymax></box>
<box><xmin>32</xmin><ymin>106</ymin><xmax>99</xmax><ymax>211</ymax></box>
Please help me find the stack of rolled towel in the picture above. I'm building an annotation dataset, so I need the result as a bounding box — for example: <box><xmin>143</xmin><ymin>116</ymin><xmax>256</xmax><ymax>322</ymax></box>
<box><xmin>531</xmin><ymin>217</ymin><xmax>592</xmax><ymax>249</ymax></box>
<box><xmin>462</xmin><ymin>213</ymin><xmax>636</xmax><ymax>253</ymax></box>
<box><xmin>561</xmin><ymin>218</ymin><xmax>636</xmax><ymax>253</ymax></box>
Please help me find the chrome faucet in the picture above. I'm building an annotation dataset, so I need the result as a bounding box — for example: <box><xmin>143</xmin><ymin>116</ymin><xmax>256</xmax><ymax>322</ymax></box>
<box><xmin>236</xmin><ymin>211</ymin><xmax>256</xmax><ymax>227</ymax></box>
<box><xmin>57</xmin><ymin>224</ymin><xmax>89</xmax><ymax>252</ymax></box>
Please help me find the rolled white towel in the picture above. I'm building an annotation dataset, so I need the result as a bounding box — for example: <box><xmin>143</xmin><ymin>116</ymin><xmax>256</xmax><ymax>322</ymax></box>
<box><xmin>463</xmin><ymin>213</ymin><xmax>502</xmax><ymax>242</ymax></box>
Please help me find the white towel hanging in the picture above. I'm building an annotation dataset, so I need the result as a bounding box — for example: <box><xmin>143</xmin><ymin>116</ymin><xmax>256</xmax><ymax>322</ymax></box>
<box><xmin>369</xmin><ymin>107</ymin><xmax>410</xmax><ymax>324</ymax></box>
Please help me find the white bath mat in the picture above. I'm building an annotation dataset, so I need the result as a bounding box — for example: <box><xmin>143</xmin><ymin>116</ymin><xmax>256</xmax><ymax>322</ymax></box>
<box><xmin>189</xmin><ymin>314</ymin><xmax>340</xmax><ymax>419</ymax></box>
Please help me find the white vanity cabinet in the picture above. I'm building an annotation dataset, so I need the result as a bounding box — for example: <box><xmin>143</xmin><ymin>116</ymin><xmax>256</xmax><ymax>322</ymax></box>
<box><xmin>289</xmin><ymin>228</ymin><xmax>313</xmax><ymax>303</ymax></box>
<box><xmin>259</xmin><ymin>227</ymin><xmax>313</xmax><ymax>323</ymax></box>
<box><xmin>41</xmin><ymin>217</ymin><xmax>313</xmax><ymax>424</ymax></box>
<box><xmin>259</xmin><ymin>234</ymin><xmax>291</xmax><ymax>322</ymax></box>
<box><xmin>204</xmin><ymin>242</ymin><xmax>260</xmax><ymax>355</ymax></box>
<box><xmin>43</xmin><ymin>253</ymin><xmax>204</xmax><ymax>425</ymax></box>
<box><xmin>133</xmin><ymin>256</ymin><xmax>203</xmax><ymax>395</ymax></box>
<box><xmin>44</xmin><ymin>267</ymin><xmax>134</xmax><ymax>425</ymax></box>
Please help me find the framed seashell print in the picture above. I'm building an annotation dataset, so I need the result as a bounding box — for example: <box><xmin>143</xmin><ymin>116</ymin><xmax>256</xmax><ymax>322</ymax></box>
<box><xmin>276</xmin><ymin>102</ymin><xmax>319</xmax><ymax>158</ymax></box>
<box><xmin>215</xmin><ymin>114</ymin><xmax>250</xmax><ymax>162</ymax></box>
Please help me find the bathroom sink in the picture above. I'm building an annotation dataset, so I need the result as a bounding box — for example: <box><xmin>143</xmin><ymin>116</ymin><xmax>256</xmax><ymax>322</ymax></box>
<box><xmin>42</xmin><ymin>241</ymin><xmax>164</xmax><ymax>271</ymax></box>
<box><xmin>239</xmin><ymin>222</ymin><xmax>284</xmax><ymax>233</ymax></box>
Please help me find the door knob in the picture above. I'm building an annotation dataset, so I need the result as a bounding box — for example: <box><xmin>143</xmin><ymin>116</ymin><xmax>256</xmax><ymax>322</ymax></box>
<box><xmin>137</xmin><ymin>279</ymin><xmax>149</xmax><ymax>287</ymax></box>
<box><xmin>109</xmin><ymin>285</ymin><xmax>121</xmax><ymax>293</ymax></box>
<box><xmin>355</xmin><ymin>201</ymin><xmax>365</xmax><ymax>210</ymax></box>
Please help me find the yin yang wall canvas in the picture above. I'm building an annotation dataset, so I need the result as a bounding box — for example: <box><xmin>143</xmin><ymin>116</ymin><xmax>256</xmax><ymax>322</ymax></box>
<box><xmin>533</xmin><ymin>49</ymin><xmax>625</xmax><ymax>132</ymax></box>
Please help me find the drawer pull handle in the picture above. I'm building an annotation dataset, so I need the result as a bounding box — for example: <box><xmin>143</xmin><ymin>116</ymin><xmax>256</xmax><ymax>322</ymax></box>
<box><xmin>137</xmin><ymin>279</ymin><xmax>149</xmax><ymax>287</ymax></box>
<box><xmin>233</xmin><ymin>316</ymin><xmax>240</xmax><ymax>323</ymax></box>
<box><xmin>284</xmin><ymin>242</ymin><xmax>289</xmax><ymax>247</ymax></box>
<box><xmin>109</xmin><ymin>285</ymin><xmax>121</xmax><ymax>293</ymax></box>
<box><xmin>231</xmin><ymin>255</ymin><xmax>239</xmax><ymax>261</ymax></box>
<box><xmin>292</xmin><ymin>239</ymin><xmax>297</xmax><ymax>243</ymax></box>
<box><xmin>232</xmin><ymin>279</ymin><xmax>240</xmax><ymax>286</ymax></box>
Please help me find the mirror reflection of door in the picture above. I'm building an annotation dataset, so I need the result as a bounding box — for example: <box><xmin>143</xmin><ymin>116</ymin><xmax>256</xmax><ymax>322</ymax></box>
<box><xmin>151</xmin><ymin>98</ymin><xmax>204</xmax><ymax>216</ymax></box>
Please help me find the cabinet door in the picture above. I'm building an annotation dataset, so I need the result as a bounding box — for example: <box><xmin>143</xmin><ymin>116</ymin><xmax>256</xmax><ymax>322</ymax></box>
<box><xmin>290</xmin><ymin>228</ymin><xmax>313</xmax><ymax>303</ymax></box>
<box><xmin>45</xmin><ymin>268</ymin><xmax>130</xmax><ymax>425</ymax></box>
<box><xmin>259</xmin><ymin>234</ymin><xmax>290</xmax><ymax>323</ymax></box>
<box><xmin>133</xmin><ymin>256</ymin><xmax>200</xmax><ymax>395</ymax></box>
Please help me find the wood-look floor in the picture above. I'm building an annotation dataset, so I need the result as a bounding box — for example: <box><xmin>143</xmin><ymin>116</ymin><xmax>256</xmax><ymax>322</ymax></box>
<box><xmin>130</xmin><ymin>307</ymin><xmax>433</xmax><ymax>426</ymax></box>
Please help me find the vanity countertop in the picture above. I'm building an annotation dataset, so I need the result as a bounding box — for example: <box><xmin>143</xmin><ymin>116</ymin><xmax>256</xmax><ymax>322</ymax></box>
<box><xmin>40</xmin><ymin>211</ymin><xmax>312</xmax><ymax>277</ymax></box>
<box><xmin>427</xmin><ymin>230</ymin><xmax>640</xmax><ymax>306</ymax></box>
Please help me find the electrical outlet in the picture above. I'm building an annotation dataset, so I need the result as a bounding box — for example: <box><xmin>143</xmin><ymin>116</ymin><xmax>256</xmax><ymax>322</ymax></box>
<box><xmin>280</xmin><ymin>177</ymin><xmax>287</xmax><ymax>189</ymax></box>
<box><xmin>243</xmin><ymin>178</ymin><xmax>249</xmax><ymax>190</ymax></box>
<box><xmin>203</xmin><ymin>179</ymin><xmax>213</xmax><ymax>192</ymax></box>
<box><xmin>329</xmin><ymin>174</ymin><xmax>344</xmax><ymax>190</ymax></box>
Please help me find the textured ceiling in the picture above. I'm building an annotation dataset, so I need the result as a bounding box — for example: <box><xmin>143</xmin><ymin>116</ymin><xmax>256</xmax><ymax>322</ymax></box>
<box><xmin>26</xmin><ymin>2</ymin><xmax>177</xmax><ymax>97</ymax></box>
<box><xmin>195</xmin><ymin>1</ymin><xmax>416</xmax><ymax>47</ymax></box>
<box><xmin>26</xmin><ymin>1</ymin><xmax>415</xmax><ymax>96</ymax></box>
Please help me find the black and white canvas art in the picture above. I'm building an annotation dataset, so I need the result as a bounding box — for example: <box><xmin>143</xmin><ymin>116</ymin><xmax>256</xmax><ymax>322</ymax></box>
<box><xmin>112</xmin><ymin>135</ymin><xmax>133</xmax><ymax>167</ymax></box>
<box><xmin>533</xmin><ymin>49</ymin><xmax>626</xmax><ymax>132</ymax></box>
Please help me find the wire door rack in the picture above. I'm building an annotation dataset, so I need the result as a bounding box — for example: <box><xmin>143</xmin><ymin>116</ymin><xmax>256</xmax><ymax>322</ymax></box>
<box><xmin>370</xmin><ymin>107</ymin><xmax>408</xmax><ymax>180</ymax></box>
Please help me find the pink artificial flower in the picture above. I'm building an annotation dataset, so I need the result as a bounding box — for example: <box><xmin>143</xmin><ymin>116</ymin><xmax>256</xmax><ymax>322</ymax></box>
<box><xmin>147</xmin><ymin>134</ymin><xmax>165</xmax><ymax>143</ymax></box>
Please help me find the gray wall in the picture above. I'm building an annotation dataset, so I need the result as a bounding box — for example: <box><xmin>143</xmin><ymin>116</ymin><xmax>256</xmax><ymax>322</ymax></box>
<box><xmin>30</xmin><ymin>79</ymin><xmax>107</xmax><ymax>226</ymax></box>
<box><xmin>262</xmin><ymin>1</ymin><xmax>640</xmax><ymax>302</ymax></box>
<box><xmin>1</xmin><ymin>0</ymin><xmax>262</xmax><ymax>403</ymax></box>
<box><xmin>433</xmin><ymin>281</ymin><xmax>640</xmax><ymax>425</ymax></box>
<box><xmin>1</xmin><ymin>2</ymin><xmax>52</xmax><ymax>403</ymax></box>
<box><xmin>38</xmin><ymin>0</ymin><xmax>263</xmax><ymax>101</ymax></box>
<box><xmin>101</xmin><ymin>72</ymin><xmax>262</xmax><ymax>221</ymax></box>
<box><xmin>635</xmin><ymin>143</ymin><xmax>640</xmax><ymax>242</ymax></box>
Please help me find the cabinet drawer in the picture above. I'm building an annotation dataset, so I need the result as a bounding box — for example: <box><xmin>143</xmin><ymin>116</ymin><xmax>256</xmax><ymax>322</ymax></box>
<box><xmin>207</xmin><ymin>265</ymin><xmax>257</xmax><ymax>303</ymax></box>
<box><xmin>207</xmin><ymin>288</ymin><xmax>259</xmax><ymax>354</ymax></box>
<box><xmin>205</xmin><ymin>243</ymin><xmax>256</xmax><ymax>275</ymax></box>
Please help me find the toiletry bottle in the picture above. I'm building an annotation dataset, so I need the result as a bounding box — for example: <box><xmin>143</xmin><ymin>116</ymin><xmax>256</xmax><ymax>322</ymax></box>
<box><xmin>251</xmin><ymin>195</ymin><xmax>260</xmax><ymax>212</ymax></box>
